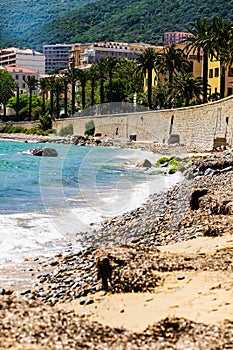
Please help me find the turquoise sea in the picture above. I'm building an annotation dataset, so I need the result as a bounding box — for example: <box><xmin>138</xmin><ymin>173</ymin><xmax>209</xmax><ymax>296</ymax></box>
<box><xmin>0</xmin><ymin>139</ymin><xmax>181</xmax><ymax>264</ymax></box>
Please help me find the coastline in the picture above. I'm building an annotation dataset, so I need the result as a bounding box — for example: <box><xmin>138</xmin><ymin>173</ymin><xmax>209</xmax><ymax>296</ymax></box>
<box><xmin>0</xmin><ymin>135</ymin><xmax>233</xmax><ymax>349</ymax></box>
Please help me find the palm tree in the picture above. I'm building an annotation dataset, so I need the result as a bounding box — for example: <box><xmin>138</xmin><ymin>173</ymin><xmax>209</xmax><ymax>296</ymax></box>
<box><xmin>136</xmin><ymin>48</ymin><xmax>160</xmax><ymax>109</ymax></box>
<box><xmin>185</xmin><ymin>18</ymin><xmax>214</xmax><ymax>104</ymax></box>
<box><xmin>104</xmin><ymin>56</ymin><xmax>118</xmax><ymax>102</ymax></box>
<box><xmin>172</xmin><ymin>73</ymin><xmax>203</xmax><ymax>107</ymax></box>
<box><xmin>88</xmin><ymin>64</ymin><xmax>99</xmax><ymax>106</ymax></box>
<box><xmin>62</xmin><ymin>75</ymin><xmax>69</xmax><ymax>118</ymax></box>
<box><xmin>53</xmin><ymin>76</ymin><xmax>65</xmax><ymax>118</ymax></box>
<box><xmin>75</xmin><ymin>68</ymin><xmax>89</xmax><ymax>110</ymax></box>
<box><xmin>95</xmin><ymin>58</ymin><xmax>107</xmax><ymax>104</ymax></box>
<box><xmin>65</xmin><ymin>67</ymin><xmax>80</xmax><ymax>115</ymax></box>
<box><xmin>39</xmin><ymin>77</ymin><xmax>50</xmax><ymax>115</ymax></box>
<box><xmin>211</xmin><ymin>16</ymin><xmax>233</xmax><ymax>98</ymax></box>
<box><xmin>46</xmin><ymin>76</ymin><xmax>57</xmax><ymax>119</ymax></box>
<box><xmin>161</xmin><ymin>45</ymin><xmax>191</xmax><ymax>108</ymax></box>
<box><xmin>23</xmin><ymin>75</ymin><xmax>37</xmax><ymax>121</ymax></box>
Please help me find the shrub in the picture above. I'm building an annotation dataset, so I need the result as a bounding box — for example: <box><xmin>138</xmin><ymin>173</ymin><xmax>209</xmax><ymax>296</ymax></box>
<box><xmin>157</xmin><ymin>156</ymin><xmax>173</xmax><ymax>165</ymax></box>
<box><xmin>84</xmin><ymin>120</ymin><xmax>95</xmax><ymax>136</ymax></box>
<box><xmin>59</xmin><ymin>124</ymin><xmax>74</xmax><ymax>136</ymax></box>
<box><xmin>168</xmin><ymin>165</ymin><xmax>178</xmax><ymax>174</ymax></box>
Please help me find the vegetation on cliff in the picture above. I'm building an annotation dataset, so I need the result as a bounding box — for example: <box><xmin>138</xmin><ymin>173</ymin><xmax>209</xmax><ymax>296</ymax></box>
<box><xmin>1</xmin><ymin>0</ymin><xmax>233</xmax><ymax>50</ymax></box>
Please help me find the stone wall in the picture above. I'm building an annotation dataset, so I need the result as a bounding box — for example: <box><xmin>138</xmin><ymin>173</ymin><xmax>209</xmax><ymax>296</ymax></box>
<box><xmin>53</xmin><ymin>95</ymin><xmax>233</xmax><ymax>150</ymax></box>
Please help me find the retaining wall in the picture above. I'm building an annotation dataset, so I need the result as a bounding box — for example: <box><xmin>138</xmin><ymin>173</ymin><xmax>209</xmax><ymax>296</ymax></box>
<box><xmin>53</xmin><ymin>95</ymin><xmax>233</xmax><ymax>150</ymax></box>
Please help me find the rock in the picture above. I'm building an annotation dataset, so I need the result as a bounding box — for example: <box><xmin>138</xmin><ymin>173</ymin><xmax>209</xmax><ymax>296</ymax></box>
<box><xmin>204</xmin><ymin>168</ymin><xmax>217</xmax><ymax>176</ymax></box>
<box><xmin>177</xmin><ymin>275</ymin><xmax>185</xmax><ymax>280</ymax></box>
<box><xmin>190</xmin><ymin>189</ymin><xmax>208</xmax><ymax>210</ymax></box>
<box><xmin>196</xmin><ymin>158</ymin><xmax>233</xmax><ymax>173</ymax></box>
<box><xmin>31</xmin><ymin>147</ymin><xmax>58</xmax><ymax>157</ymax></box>
<box><xmin>141</xmin><ymin>159</ymin><xmax>152</xmax><ymax>168</ymax></box>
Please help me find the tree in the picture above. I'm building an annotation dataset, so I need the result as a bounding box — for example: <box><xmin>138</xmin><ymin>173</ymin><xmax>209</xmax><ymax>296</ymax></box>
<box><xmin>116</xmin><ymin>58</ymin><xmax>143</xmax><ymax>97</ymax></box>
<box><xmin>171</xmin><ymin>73</ymin><xmax>203</xmax><ymax>107</ymax></box>
<box><xmin>136</xmin><ymin>48</ymin><xmax>160</xmax><ymax>109</ymax></box>
<box><xmin>161</xmin><ymin>45</ymin><xmax>191</xmax><ymax>108</ymax></box>
<box><xmin>0</xmin><ymin>69</ymin><xmax>16</xmax><ymax>117</ymax></box>
<box><xmin>39</xmin><ymin>77</ymin><xmax>50</xmax><ymax>115</ymax></box>
<box><xmin>95</xmin><ymin>58</ymin><xmax>107</xmax><ymax>104</ymax></box>
<box><xmin>211</xmin><ymin>16</ymin><xmax>233</xmax><ymax>98</ymax></box>
<box><xmin>88</xmin><ymin>64</ymin><xmax>99</xmax><ymax>106</ymax></box>
<box><xmin>185</xmin><ymin>18</ymin><xmax>214</xmax><ymax>104</ymax></box>
<box><xmin>23</xmin><ymin>75</ymin><xmax>38</xmax><ymax>121</ymax></box>
<box><xmin>104</xmin><ymin>56</ymin><xmax>118</xmax><ymax>102</ymax></box>
<box><xmin>65</xmin><ymin>67</ymin><xmax>79</xmax><ymax>115</ymax></box>
<box><xmin>46</xmin><ymin>76</ymin><xmax>57</xmax><ymax>118</ymax></box>
<box><xmin>75</xmin><ymin>68</ymin><xmax>89</xmax><ymax>110</ymax></box>
<box><xmin>7</xmin><ymin>94</ymin><xmax>45</xmax><ymax>120</ymax></box>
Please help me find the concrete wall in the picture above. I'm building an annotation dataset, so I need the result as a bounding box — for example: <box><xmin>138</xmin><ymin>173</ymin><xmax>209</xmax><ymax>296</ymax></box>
<box><xmin>53</xmin><ymin>95</ymin><xmax>233</xmax><ymax>150</ymax></box>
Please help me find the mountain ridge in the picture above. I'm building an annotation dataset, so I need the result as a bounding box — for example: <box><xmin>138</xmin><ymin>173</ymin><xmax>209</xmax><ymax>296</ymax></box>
<box><xmin>1</xmin><ymin>0</ymin><xmax>233</xmax><ymax>50</ymax></box>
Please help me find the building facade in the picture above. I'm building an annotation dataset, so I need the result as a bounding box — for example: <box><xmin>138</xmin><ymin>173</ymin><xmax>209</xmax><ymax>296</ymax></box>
<box><xmin>0</xmin><ymin>47</ymin><xmax>45</xmax><ymax>74</ymax></box>
<box><xmin>80</xmin><ymin>42</ymin><xmax>161</xmax><ymax>65</ymax></box>
<box><xmin>6</xmin><ymin>66</ymin><xmax>40</xmax><ymax>95</ymax></box>
<box><xmin>43</xmin><ymin>44</ymin><xmax>76</xmax><ymax>72</ymax></box>
<box><xmin>164</xmin><ymin>32</ymin><xmax>194</xmax><ymax>46</ymax></box>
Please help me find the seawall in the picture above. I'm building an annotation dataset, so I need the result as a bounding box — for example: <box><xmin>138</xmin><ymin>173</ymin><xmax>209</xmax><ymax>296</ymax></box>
<box><xmin>53</xmin><ymin>96</ymin><xmax>233</xmax><ymax>151</ymax></box>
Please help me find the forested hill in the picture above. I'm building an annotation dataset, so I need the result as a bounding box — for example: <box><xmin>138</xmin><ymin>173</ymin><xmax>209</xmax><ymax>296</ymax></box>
<box><xmin>0</xmin><ymin>0</ymin><xmax>94</xmax><ymax>48</ymax></box>
<box><xmin>2</xmin><ymin>0</ymin><xmax>233</xmax><ymax>51</ymax></box>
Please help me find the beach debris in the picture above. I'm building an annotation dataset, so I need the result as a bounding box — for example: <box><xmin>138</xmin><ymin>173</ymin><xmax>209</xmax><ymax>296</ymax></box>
<box><xmin>96</xmin><ymin>256</ymin><xmax>112</xmax><ymax>291</ymax></box>
<box><xmin>190</xmin><ymin>188</ymin><xmax>208</xmax><ymax>210</ymax></box>
<box><xmin>73</xmin><ymin>135</ymin><xmax>102</xmax><ymax>146</ymax></box>
<box><xmin>0</xmin><ymin>294</ymin><xmax>233</xmax><ymax>349</ymax></box>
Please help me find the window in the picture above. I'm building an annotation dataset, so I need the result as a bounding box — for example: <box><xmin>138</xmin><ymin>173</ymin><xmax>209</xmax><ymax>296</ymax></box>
<box><xmin>209</xmin><ymin>69</ymin><xmax>213</xmax><ymax>78</ymax></box>
<box><xmin>15</xmin><ymin>74</ymin><xmax>19</xmax><ymax>80</ymax></box>
<box><xmin>215</xmin><ymin>68</ymin><xmax>219</xmax><ymax>77</ymax></box>
<box><xmin>228</xmin><ymin>67</ymin><xmax>233</xmax><ymax>77</ymax></box>
<box><xmin>228</xmin><ymin>88</ymin><xmax>233</xmax><ymax>96</ymax></box>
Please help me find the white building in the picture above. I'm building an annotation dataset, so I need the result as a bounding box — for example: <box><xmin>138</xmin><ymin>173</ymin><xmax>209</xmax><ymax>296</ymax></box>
<box><xmin>0</xmin><ymin>47</ymin><xmax>45</xmax><ymax>74</ymax></box>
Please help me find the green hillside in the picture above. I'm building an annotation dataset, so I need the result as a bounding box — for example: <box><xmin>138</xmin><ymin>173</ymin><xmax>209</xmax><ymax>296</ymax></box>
<box><xmin>0</xmin><ymin>0</ymin><xmax>94</xmax><ymax>48</ymax></box>
<box><xmin>2</xmin><ymin>0</ymin><xmax>233</xmax><ymax>50</ymax></box>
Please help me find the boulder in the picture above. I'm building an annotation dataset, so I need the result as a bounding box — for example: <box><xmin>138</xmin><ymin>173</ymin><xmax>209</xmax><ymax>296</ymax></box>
<box><xmin>141</xmin><ymin>159</ymin><xmax>152</xmax><ymax>168</ymax></box>
<box><xmin>31</xmin><ymin>147</ymin><xmax>58</xmax><ymax>157</ymax></box>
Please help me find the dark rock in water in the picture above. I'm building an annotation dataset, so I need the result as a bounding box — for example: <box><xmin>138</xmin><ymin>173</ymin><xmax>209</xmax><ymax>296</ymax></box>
<box><xmin>190</xmin><ymin>188</ymin><xmax>208</xmax><ymax>210</ymax></box>
<box><xmin>142</xmin><ymin>159</ymin><xmax>152</xmax><ymax>168</ymax></box>
<box><xmin>31</xmin><ymin>147</ymin><xmax>58</xmax><ymax>157</ymax></box>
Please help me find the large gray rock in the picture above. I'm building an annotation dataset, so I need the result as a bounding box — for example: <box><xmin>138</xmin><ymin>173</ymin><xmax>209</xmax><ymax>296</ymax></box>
<box><xmin>31</xmin><ymin>147</ymin><xmax>58</xmax><ymax>157</ymax></box>
<box><xmin>141</xmin><ymin>159</ymin><xmax>152</xmax><ymax>168</ymax></box>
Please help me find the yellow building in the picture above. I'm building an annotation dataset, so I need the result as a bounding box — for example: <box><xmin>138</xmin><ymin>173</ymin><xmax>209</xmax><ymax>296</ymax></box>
<box><xmin>208</xmin><ymin>57</ymin><xmax>233</xmax><ymax>98</ymax></box>
<box><xmin>69</xmin><ymin>44</ymin><xmax>91</xmax><ymax>67</ymax></box>
<box><xmin>208</xmin><ymin>57</ymin><xmax>220</xmax><ymax>98</ymax></box>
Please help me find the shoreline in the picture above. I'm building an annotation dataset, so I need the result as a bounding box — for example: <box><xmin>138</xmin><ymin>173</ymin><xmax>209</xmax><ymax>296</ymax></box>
<box><xmin>0</xmin><ymin>135</ymin><xmax>233</xmax><ymax>348</ymax></box>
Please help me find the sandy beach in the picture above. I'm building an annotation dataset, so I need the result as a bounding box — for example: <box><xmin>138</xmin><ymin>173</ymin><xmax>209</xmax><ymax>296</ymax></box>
<box><xmin>0</xmin><ymin>136</ymin><xmax>233</xmax><ymax>349</ymax></box>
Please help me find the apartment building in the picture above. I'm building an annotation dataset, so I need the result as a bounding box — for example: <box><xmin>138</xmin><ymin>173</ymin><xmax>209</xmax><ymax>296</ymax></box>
<box><xmin>80</xmin><ymin>41</ymin><xmax>161</xmax><ymax>65</ymax></box>
<box><xmin>0</xmin><ymin>47</ymin><xmax>45</xmax><ymax>74</ymax></box>
<box><xmin>164</xmin><ymin>32</ymin><xmax>194</xmax><ymax>46</ymax></box>
<box><xmin>6</xmin><ymin>66</ymin><xmax>40</xmax><ymax>95</ymax></box>
<box><xmin>43</xmin><ymin>44</ymin><xmax>76</xmax><ymax>72</ymax></box>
